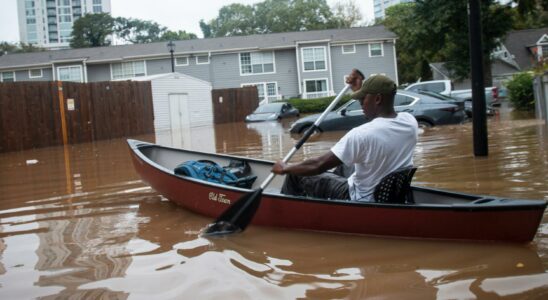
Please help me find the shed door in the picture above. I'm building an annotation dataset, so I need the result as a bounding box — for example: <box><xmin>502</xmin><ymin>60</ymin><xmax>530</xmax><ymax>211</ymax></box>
<box><xmin>169</xmin><ymin>94</ymin><xmax>191</xmax><ymax>148</ymax></box>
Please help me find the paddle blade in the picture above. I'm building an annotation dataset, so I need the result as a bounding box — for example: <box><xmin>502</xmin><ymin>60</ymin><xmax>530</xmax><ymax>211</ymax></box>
<box><xmin>203</xmin><ymin>188</ymin><xmax>263</xmax><ymax>237</ymax></box>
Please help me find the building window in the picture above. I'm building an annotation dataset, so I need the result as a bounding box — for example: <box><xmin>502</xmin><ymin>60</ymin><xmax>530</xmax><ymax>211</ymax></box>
<box><xmin>57</xmin><ymin>0</ymin><xmax>72</xmax><ymax>42</ymax></box>
<box><xmin>29</xmin><ymin>69</ymin><xmax>43</xmax><ymax>78</ymax></box>
<box><xmin>542</xmin><ymin>45</ymin><xmax>548</xmax><ymax>58</ymax></box>
<box><xmin>342</xmin><ymin>44</ymin><xmax>355</xmax><ymax>54</ymax></box>
<box><xmin>369</xmin><ymin>43</ymin><xmax>383</xmax><ymax>57</ymax></box>
<box><xmin>175</xmin><ymin>56</ymin><xmax>189</xmax><ymax>66</ymax></box>
<box><xmin>57</xmin><ymin>65</ymin><xmax>82</xmax><ymax>82</ymax></box>
<box><xmin>1</xmin><ymin>72</ymin><xmax>15</xmax><ymax>82</ymax></box>
<box><xmin>242</xmin><ymin>82</ymin><xmax>278</xmax><ymax>101</ymax></box>
<box><xmin>302</xmin><ymin>47</ymin><xmax>326</xmax><ymax>71</ymax></box>
<box><xmin>196</xmin><ymin>54</ymin><xmax>209</xmax><ymax>65</ymax></box>
<box><xmin>266</xmin><ymin>82</ymin><xmax>276</xmax><ymax>97</ymax></box>
<box><xmin>92</xmin><ymin>0</ymin><xmax>102</xmax><ymax>13</ymax></box>
<box><xmin>111</xmin><ymin>61</ymin><xmax>146</xmax><ymax>79</ymax></box>
<box><xmin>239</xmin><ymin>52</ymin><xmax>275</xmax><ymax>75</ymax></box>
<box><xmin>304</xmin><ymin>79</ymin><xmax>328</xmax><ymax>98</ymax></box>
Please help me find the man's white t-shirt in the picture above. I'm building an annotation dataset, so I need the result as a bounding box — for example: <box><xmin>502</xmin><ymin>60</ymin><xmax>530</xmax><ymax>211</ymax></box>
<box><xmin>330</xmin><ymin>112</ymin><xmax>418</xmax><ymax>202</ymax></box>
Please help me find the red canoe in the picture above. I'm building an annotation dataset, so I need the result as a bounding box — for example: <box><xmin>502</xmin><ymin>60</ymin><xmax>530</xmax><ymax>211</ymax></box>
<box><xmin>127</xmin><ymin>139</ymin><xmax>546</xmax><ymax>242</ymax></box>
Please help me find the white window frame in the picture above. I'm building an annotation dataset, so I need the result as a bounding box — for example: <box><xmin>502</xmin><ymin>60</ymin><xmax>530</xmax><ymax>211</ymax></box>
<box><xmin>195</xmin><ymin>54</ymin><xmax>210</xmax><ymax>65</ymax></box>
<box><xmin>301</xmin><ymin>46</ymin><xmax>327</xmax><ymax>72</ymax></box>
<box><xmin>241</xmin><ymin>81</ymin><xmax>279</xmax><ymax>101</ymax></box>
<box><xmin>238</xmin><ymin>51</ymin><xmax>276</xmax><ymax>76</ymax></box>
<box><xmin>175</xmin><ymin>56</ymin><xmax>189</xmax><ymax>66</ymax></box>
<box><xmin>110</xmin><ymin>60</ymin><xmax>147</xmax><ymax>80</ymax></box>
<box><xmin>29</xmin><ymin>68</ymin><xmax>43</xmax><ymax>78</ymax></box>
<box><xmin>342</xmin><ymin>44</ymin><xmax>356</xmax><ymax>54</ymax></box>
<box><xmin>536</xmin><ymin>34</ymin><xmax>548</xmax><ymax>58</ymax></box>
<box><xmin>304</xmin><ymin>78</ymin><xmax>329</xmax><ymax>99</ymax></box>
<box><xmin>369</xmin><ymin>43</ymin><xmax>384</xmax><ymax>57</ymax></box>
<box><xmin>57</xmin><ymin>65</ymin><xmax>83</xmax><ymax>82</ymax></box>
<box><xmin>0</xmin><ymin>71</ymin><xmax>16</xmax><ymax>82</ymax></box>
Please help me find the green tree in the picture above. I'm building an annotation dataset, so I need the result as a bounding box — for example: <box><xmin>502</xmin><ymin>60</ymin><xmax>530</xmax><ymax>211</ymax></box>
<box><xmin>331</xmin><ymin>0</ymin><xmax>363</xmax><ymax>28</ymax></box>
<box><xmin>506</xmin><ymin>72</ymin><xmax>535</xmax><ymax>111</ymax></box>
<box><xmin>113</xmin><ymin>17</ymin><xmax>198</xmax><ymax>43</ymax></box>
<box><xmin>383</xmin><ymin>3</ymin><xmax>435</xmax><ymax>84</ymax></box>
<box><xmin>160</xmin><ymin>30</ymin><xmax>197</xmax><ymax>41</ymax></box>
<box><xmin>254</xmin><ymin>0</ymin><xmax>293</xmax><ymax>34</ymax></box>
<box><xmin>70</xmin><ymin>13</ymin><xmax>114</xmax><ymax>48</ymax></box>
<box><xmin>201</xmin><ymin>3</ymin><xmax>256</xmax><ymax>37</ymax></box>
<box><xmin>383</xmin><ymin>1</ymin><xmax>513</xmax><ymax>85</ymax></box>
<box><xmin>114</xmin><ymin>17</ymin><xmax>169</xmax><ymax>44</ymax></box>
<box><xmin>282</xmin><ymin>0</ymin><xmax>335</xmax><ymax>31</ymax></box>
<box><xmin>199</xmin><ymin>19</ymin><xmax>213</xmax><ymax>38</ymax></box>
<box><xmin>510</xmin><ymin>0</ymin><xmax>548</xmax><ymax>29</ymax></box>
<box><xmin>201</xmin><ymin>0</ymin><xmax>337</xmax><ymax>37</ymax></box>
<box><xmin>0</xmin><ymin>41</ymin><xmax>44</xmax><ymax>56</ymax></box>
<box><xmin>0</xmin><ymin>42</ymin><xmax>18</xmax><ymax>56</ymax></box>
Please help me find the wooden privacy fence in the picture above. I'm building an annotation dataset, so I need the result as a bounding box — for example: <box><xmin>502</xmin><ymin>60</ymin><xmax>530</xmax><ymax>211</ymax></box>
<box><xmin>0</xmin><ymin>81</ymin><xmax>154</xmax><ymax>153</ymax></box>
<box><xmin>212</xmin><ymin>86</ymin><xmax>259</xmax><ymax>124</ymax></box>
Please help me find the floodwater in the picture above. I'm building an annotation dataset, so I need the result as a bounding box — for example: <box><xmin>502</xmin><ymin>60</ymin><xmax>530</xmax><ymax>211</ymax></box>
<box><xmin>1</xmin><ymin>106</ymin><xmax>547</xmax><ymax>299</ymax></box>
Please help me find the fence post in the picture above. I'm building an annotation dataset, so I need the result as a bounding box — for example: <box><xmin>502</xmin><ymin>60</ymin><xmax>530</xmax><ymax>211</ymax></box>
<box><xmin>57</xmin><ymin>81</ymin><xmax>69</xmax><ymax>146</ymax></box>
<box><xmin>540</xmin><ymin>72</ymin><xmax>548</xmax><ymax>125</ymax></box>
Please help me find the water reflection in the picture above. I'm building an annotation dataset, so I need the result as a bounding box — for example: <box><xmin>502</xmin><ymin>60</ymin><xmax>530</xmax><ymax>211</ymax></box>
<box><xmin>0</xmin><ymin>107</ymin><xmax>547</xmax><ymax>298</ymax></box>
<box><xmin>78</xmin><ymin>198</ymin><xmax>547</xmax><ymax>299</ymax></box>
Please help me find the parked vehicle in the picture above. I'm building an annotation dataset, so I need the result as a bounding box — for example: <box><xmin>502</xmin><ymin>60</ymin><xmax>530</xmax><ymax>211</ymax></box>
<box><xmin>404</xmin><ymin>80</ymin><xmax>500</xmax><ymax>106</ymax></box>
<box><xmin>417</xmin><ymin>90</ymin><xmax>495</xmax><ymax>118</ymax></box>
<box><xmin>245</xmin><ymin>103</ymin><xmax>299</xmax><ymax>122</ymax></box>
<box><xmin>289</xmin><ymin>90</ymin><xmax>466</xmax><ymax>133</ymax></box>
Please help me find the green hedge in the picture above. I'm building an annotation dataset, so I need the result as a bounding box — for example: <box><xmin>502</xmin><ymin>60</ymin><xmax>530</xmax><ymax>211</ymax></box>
<box><xmin>285</xmin><ymin>95</ymin><xmax>353</xmax><ymax>113</ymax></box>
<box><xmin>506</xmin><ymin>72</ymin><xmax>535</xmax><ymax>111</ymax></box>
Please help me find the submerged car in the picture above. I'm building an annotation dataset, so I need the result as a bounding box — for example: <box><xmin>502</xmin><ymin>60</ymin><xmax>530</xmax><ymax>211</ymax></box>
<box><xmin>289</xmin><ymin>90</ymin><xmax>465</xmax><ymax>133</ymax></box>
<box><xmin>417</xmin><ymin>90</ymin><xmax>494</xmax><ymax>118</ymax></box>
<box><xmin>245</xmin><ymin>103</ymin><xmax>299</xmax><ymax>122</ymax></box>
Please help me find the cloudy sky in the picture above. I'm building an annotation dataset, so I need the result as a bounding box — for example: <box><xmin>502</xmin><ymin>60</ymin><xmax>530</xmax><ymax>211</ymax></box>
<box><xmin>0</xmin><ymin>0</ymin><xmax>374</xmax><ymax>43</ymax></box>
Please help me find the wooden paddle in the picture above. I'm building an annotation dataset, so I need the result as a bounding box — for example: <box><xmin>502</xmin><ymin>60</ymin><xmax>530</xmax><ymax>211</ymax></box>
<box><xmin>203</xmin><ymin>84</ymin><xmax>352</xmax><ymax>236</ymax></box>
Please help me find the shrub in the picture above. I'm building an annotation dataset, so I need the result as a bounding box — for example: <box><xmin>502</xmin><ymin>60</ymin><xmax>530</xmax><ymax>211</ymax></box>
<box><xmin>506</xmin><ymin>72</ymin><xmax>535</xmax><ymax>111</ymax></box>
<box><xmin>287</xmin><ymin>95</ymin><xmax>353</xmax><ymax>113</ymax></box>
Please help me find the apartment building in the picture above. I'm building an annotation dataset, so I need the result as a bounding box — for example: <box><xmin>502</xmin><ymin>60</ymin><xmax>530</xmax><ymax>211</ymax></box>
<box><xmin>17</xmin><ymin>0</ymin><xmax>112</xmax><ymax>49</ymax></box>
<box><xmin>0</xmin><ymin>25</ymin><xmax>398</xmax><ymax>101</ymax></box>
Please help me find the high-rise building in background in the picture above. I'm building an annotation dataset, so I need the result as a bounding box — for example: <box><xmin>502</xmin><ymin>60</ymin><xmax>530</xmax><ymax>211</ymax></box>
<box><xmin>17</xmin><ymin>0</ymin><xmax>112</xmax><ymax>49</ymax></box>
<box><xmin>373</xmin><ymin>0</ymin><xmax>413</xmax><ymax>20</ymax></box>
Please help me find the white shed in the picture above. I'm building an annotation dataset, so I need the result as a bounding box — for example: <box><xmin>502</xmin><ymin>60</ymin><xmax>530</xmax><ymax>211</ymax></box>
<box><xmin>126</xmin><ymin>72</ymin><xmax>215</xmax><ymax>152</ymax></box>
<box><xmin>129</xmin><ymin>72</ymin><xmax>213</xmax><ymax>131</ymax></box>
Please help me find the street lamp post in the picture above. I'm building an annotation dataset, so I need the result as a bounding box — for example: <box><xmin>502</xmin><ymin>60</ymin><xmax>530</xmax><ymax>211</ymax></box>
<box><xmin>167</xmin><ymin>40</ymin><xmax>175</xmax><ymax>73</ymax></box>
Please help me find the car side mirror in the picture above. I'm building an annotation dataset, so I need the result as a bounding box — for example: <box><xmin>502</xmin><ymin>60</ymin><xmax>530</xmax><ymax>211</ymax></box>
<box><xmin>340</xmin><ymin>109</ymin><xmax>347</xmax><ymax>116</ymax></box>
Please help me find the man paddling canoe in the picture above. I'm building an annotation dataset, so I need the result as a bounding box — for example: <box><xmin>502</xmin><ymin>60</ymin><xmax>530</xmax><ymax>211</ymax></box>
<box><xmin>272</xmin><ymin>72</ymin><xmax>419</xmax><ymax>202</ymax></box>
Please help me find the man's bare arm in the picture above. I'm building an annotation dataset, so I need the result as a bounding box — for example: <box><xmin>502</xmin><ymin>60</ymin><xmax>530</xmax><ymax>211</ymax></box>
<box><xmin>272</xmin><ymin>151</ymin><xmax>343</xmax><ymax>176</ymax></box>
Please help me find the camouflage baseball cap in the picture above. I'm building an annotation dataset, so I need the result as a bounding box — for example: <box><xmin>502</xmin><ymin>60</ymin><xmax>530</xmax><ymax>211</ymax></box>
<box><xmin>351</xmin><ymin>74</ymin><xmax>397</xmax><ymax>100</ymax></box>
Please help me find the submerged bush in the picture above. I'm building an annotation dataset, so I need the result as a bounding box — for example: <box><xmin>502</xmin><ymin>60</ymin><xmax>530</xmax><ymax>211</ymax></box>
<box><xmin>287</xmin><ymin>95</ymin><xmax>353</xmax><ymax>113</ymax></box>
<box><xmin>506</xmin><ymin>72</ymin><xmax>535</xmax><ymax>111</ymax></box>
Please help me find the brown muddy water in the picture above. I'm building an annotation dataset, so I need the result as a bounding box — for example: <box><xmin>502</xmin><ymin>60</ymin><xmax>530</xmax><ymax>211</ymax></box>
<box><xmin>1</xmin><ymin>107</ymin><xmax>547</xmax><ymax>299</ymax></box>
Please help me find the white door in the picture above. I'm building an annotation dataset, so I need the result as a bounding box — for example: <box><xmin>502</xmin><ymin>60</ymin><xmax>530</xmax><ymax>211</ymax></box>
<box><xmin>169</xmin><ymin>94</ymin><xmax>191</xmax><ymax>148</ymax></box>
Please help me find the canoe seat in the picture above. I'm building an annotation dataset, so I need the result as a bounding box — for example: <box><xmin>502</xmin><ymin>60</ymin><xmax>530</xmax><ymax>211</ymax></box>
<box><xmin>374</xmin><ymin>167</ymin><xmax>417</xmax><ymax>204</ymax></box>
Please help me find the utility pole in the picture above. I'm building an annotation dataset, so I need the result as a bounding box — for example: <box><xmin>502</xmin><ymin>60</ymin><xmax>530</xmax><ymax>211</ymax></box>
<box><xmin>468</xmin><ymin>0</ymin><xmax>488</xmax><ymax>156</ymax></box>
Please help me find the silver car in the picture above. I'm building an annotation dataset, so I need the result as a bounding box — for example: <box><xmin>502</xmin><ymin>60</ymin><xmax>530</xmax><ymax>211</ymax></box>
<box><xmin>245</xmin><ymin>103</ymin><xmax>300</xmax><ymax>122</ymax></box>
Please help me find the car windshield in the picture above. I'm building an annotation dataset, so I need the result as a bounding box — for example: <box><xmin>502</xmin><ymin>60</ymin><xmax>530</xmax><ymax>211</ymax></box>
<box><xmin>253</xmin><ymin>103</ymin><xmax>283</xmax><ymax>113</ymax></box>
